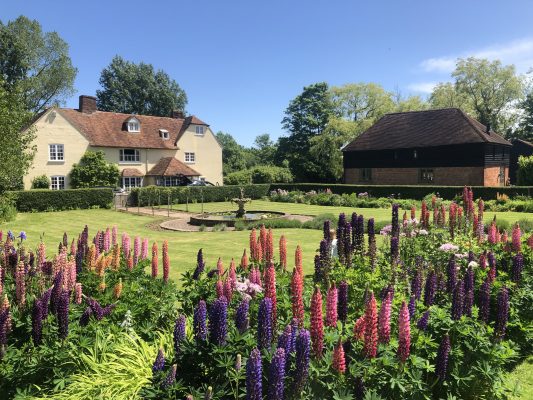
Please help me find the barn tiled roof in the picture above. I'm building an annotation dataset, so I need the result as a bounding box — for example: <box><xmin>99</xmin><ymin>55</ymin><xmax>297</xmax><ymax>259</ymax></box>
<box><xmin>343</xmin><ymin>108</ymin><xmax>511</xmax><ymax>152</ymax></box>
<box><xmin>121</xmin><ymin>168</ymin><xmax>144</xmax><ymax>177</ymax></box>
<box><xmin>146</xmin><ymin>157</ymin><xmax>200</xmax><ymax>177</ymax></box>
<box><xmin>57</xmin><ymin>108</ymin><xmax>207</xmax><ymax>149</ymax></box>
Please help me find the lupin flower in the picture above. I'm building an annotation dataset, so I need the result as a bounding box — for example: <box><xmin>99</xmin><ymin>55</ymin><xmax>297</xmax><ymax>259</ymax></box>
<box><xmin>173</xmin><ymin>315</ymin><xmax>186</xmax><ymax>355</ymax></box>
<box><xmin>236</xmin><ymin>354</ymin><xmax>242</xmax><ymax>371</ymax></box>
<box><xmin>256</xmin><ymin>237</ymin><xmax>263</xmax><ymax>263</ymax></box>
<box><xmin>194</xmin><ymin>300</ymin><xmax>207</xmax><ymax>341</ymax></box>
<box><xmin>15</xmin><ymin>262</ymin><xmax>26</xmax><ymax>306</ymax></box>
<box><xmin>424</xmin><ymin>270</ymin><xmax>437</xmax><ymax>307</ymax></box>
<box><xmin>291</xmin><ymin>268</ymin><xmax>304</xmax><ymax>327</ymax></box>
<box><xmin>411</xmin><ymin>265</ymin><xmax>423</xmax><ymax>300</ymax></box>
<box><xmin>161</xmin><ymin>364</ymin><xmax>177</xmax><ymax>389</ymax></box>
<box><xmin>397</xmin><ymin>301</ymin><xmax>411</xmax><ymax>362</ymax></box>
<box><xmin>141</xmin><ymin>238</ymin><xmax>149</xmax><ymax>260</ymax></box>
<box><xmin>323</xmin><ymin>219</ymin><xmax>331</xmax><ymax>242</ymax></box>
<box><xmin>217</xmin><ymin>257</ymin><xmax>224</xmax><ymax>276</ymax></box>
<box><xmin>363</xmin><ymin>292</ymin><xmax>378</xmax><ymax>358</ymax></box>
<box><xmin>390</xmin><ymin>236</ymin><xmax>399</xmax><ymax>265</ymax></box>
<box><xmin>391</xmin><ymin>203</ymin><xmax>400</xmax><ymax>238</ymax></box>
<box><xmin>229</xmin><ymin>259</ymin><xmax>237</xmax><ymax>287</ymax></box>
<box><xmin>295</xmin><ymin>245</ymin><xmax>303</xmax><ymax>276</ymax></box>
<box><xmin>310</xmin><ymin>286</ymin><xmax>324</xmax><ymax>358</ymax></box>
<box><xmin>260</xmin><ymin>225</ymin><xmax>267</xmax><ymax>254</ymax></box>
<box><xmin>367</xmin><ymin>218</ymin><xmax>377</xmax><ymax>270</ymax></box>
<box><xmin>133</xmin><ymin>236</ymin><xmax>141</xmax><ymax>265</ymax></box>
<box><xmin>250</xmin><ymin>229</ymin><xmax>257</xmax><ymax>261</ymax></box>
<box><xmin>241</xmin><ymin>249</ymin><xmax>249</xmax><ymax>270</ymax></box>
<box><xmin>417</xmin><ymin>310</ymin><xmax>430</xmax><ymax>331</ymax></box>
<box><xmin>436</xmin><ymin>334</ymin><xmax>451</xmax><ymax>381</ymax></box>
<box><xmin>104</xmin><ymin>228</ymin><xmax>110</xmax><ymax>252</ymax></box>
<box><xmin>0</xmin><ymin>306</ymin><xmax>11</xmax><ymax>347</ymax></box>
<box><xmin>31</xmin><ymin>299</ymin><xmax>43</xmax><ymax>346</ymax></box>
<box><xmin>193</xmin><ymin>248</ymin><xmax>205</xmax><ymax>280</ymax></box>
<box><xmin>216</xmin><ymin>280</ymin><xmax>224</xmax><ymax>298</ymax></box>
<box><xmin>408</xmin><ymin>295</ymin><xmax>416</xmax><ymax>320</ymax></box>
<box><xmin>113</xmin><ymin>279</ymin><xmax>123</xmax><ymax>299</ymax></box>
<box><xmin>495</xmin><ymin>287</ymin><xmax>509</xmax><ymax>338</ymax></box>
<box><xmin>463</xmin><ymin>268</ymin><xmax>474</xmax><ymax>317</ymax></box>
<box><xmin>151</xmin><ymin>242</ymin><xmax>158</xmax><ymax>278</ymax></box>
<box><xmin>209</xmin><ymin>296</ymin><xmax>228</xmax><ymax>345</ymax></box>
<box><xmin>264</xmin><ymin>263</ymin><xmax>277</xmax><ymax>326</ymax></box>
<box><xmin>511</xmin><ymin>253</ymin><xmax>524</xmax><ymax>283</ymax></box>
<box><xmin>326</xmin><ymin>283</ymin><xmax>338</xmax><ymax>327</ymax></box>
<box><xmin>478</xmin><ymin>278</ymin><xmax>491</xmax><ymax>323</ymax></box>
<box><xmin>111</xmin><ymin>225</ymin><xmax>118</xmax><ymax>246</ymax></box>
<box><xmin>57</xmin><ymin>290</ymin><xmax>70</xmax><ymax>340</ymax></box>
<box><xmin>488</xmin><ymin>222</ymin><xmax>498</xmax><ymax>244</ymax></box>
<box><xmin>337</xmin><ymin>280</ymin><xmax>348</xmax><ymax>323</ymax></box>
<box><xmin>332</xmin><ymin>338</ymin><xmax>346</xmax><ymax>374</ymax></box>
<box><xmin>512</xmin><ymin>223</ymin><xmax>521</xmax><ymax>252</ymax></box>
<box><xmin>451</xmin><ymin>280</ymin><xmax>464</xmax><ymax>320</ymax></box>
<box><xmin>265</xmin><ymin>228</ymin><xmax>274</xmax><ymax>261</ymax></box>
<box><xmin>258</xmin><ymin>297</ymin><xmax>273</xmax><ymax>349</ymax></box>
<box><xmin>223</xmin><ymin>279</ymin><xmax>233</xmax><ymax>302</ymax></box>
<box><xmin>293</xmin><ymin>329</ymin><xmax>311</xmax><ymax>394</ymax></box>
<box><xmin>40</xmin><ymin>288</ymin><xmax>52</xmax><ymax>320</ymax></box>
<box><xmin>74</xmin><ymin>283</ymin><xmax>83</xmax><ymax>304</ymax></box>
<box><xmin>235</xmin><ymin>298</ymin><xmax>250</xmax><ymax>334</ymax></box>
<box><xmin>446</xmin><ymin>256</ymin><xmax>457</xmax><ymax>293</ymax></box>
<box><xmin>152</xmin><ymin>348</ymin><xmax>165</xmax><ymax>373</ymax></box>
<box><xmin>278</xmin><ymin>323</ymin><xmax>294</xmax><ymax>368</ymax></box>
<box><xmin>246</xmin><ymin>348</ymin><xmax>263</xmax><ymax>400</ymax></box>
<box><xmin>378</xmin><ymin>292</ymin><xmax>392</xmax><ymax>344</ymax></box>
<box><xmin>268</xmin><ymin>348</ymin><xmax>286</xmax><ymax>400</ymax></box>
<box><xmin>86</xmin><ymin>297</ymin><xmax>104</xmax><ymax>320</ymax></box>
<box><xmin>162</xmin><ymin>240</ymin><xmax>170</xmax><ymax>283</ymax></box>
<box><xmin>353</xmin><ymin>315</ymin><xmax>366</xmax><ymax>341</ymax></box>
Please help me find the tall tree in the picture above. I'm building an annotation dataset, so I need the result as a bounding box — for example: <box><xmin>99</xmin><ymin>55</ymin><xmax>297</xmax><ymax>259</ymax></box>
<box><xmin>252</xmin><ymin>133</ymin><xmax>277</xmax><ymax>165</ymax></box>
<box><xmin>512</xmin><ymin>92</ymin><xmax>533</xmax><ymax>141</ymax></box>
<box><xmin>97</xmin><ymin>56</ymin><xmax>187</xmax><ymax>117</ymax></box>
<box><xmin>0</xmin><ymin>16</ymin><xmax>77</xmax><ymax>114</ymax></box>
<box><xmin>452</xmin><ymin>57</ymin><xmax>523</xmax><ymax>134</ymax></box>
<box><xmin>278</xmin><ymin>82</ymin><xmax>334</xmax><ymax>181</ymax></box>
<box><xmin>215</xmin><ymin>131</ymin><xmax>256</xmax><ymax>175</ymax></box>
<box><xmin>0</xmin><ymin>81</ymin><xmax>36</xmax><ymax>191</ymax></box>
<box><xmin>429</xmin><ymin>82</ymin><xmax>474</xmax><ymax>113</ymax></box>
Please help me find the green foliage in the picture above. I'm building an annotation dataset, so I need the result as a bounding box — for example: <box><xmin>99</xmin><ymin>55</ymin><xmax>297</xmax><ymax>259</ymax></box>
<box><xmin>0</xmin><ymin>80</ymin><xmax>36</xmax><ymax>192</ymax></box>
<box><xmin>215</xmin><ymin>131</ymin><xmax>257</xmax><ymax>175</ymax></box>
<box><xmin>9</xmin><ymin>187</ymin><xmax>114</xmax><ymax>212</ymax></box>
<box><xmin>0</xmin><ymin>193</ymin><xmax>17</xmax><ymax>222</ymax></box>
<box><xmin>31</xmin><ymin>175</ymin><xmax>50</xmax><ymax>189</ymax></box>
<box><xmin>69</xmin><ymin>151</ymin><xmax>120</xmax><ymax>189</ymax></box>
<box><xmin>96</xmin><ymin>55</ymin><xmax>187</xmax><ymax>117</ymax></box>
<box><xmin>517</xmin><ymin>155</ymin><xmax>533</xmax><ymax>185</ymax></box>
<box><xmin>130</xmin><ymin>184</ymin><xmax>270</xmax><ymax>206</ymax></box>
<box><xmin>0</xmin><ymin>16</ymin><xmax>77</xmax><ymax>114</ymax></box>
<box><xmin>513</xmin><ymin>92</ymin><xmax>533</xmax><ymax>141</ymax></box>
<box><xmin>224</xmin><ymin>165</ymin><xmax>293</xmax><ymax>185</ymax></box>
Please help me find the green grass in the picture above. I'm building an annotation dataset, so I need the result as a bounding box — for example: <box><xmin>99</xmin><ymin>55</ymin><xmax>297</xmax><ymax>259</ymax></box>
<box><xmin>0</xmin><ymin>209</ymin><xmax>322</xmax><ymax>282</ymax></box>
<box><xmin>173</xmin><ymin>200</ymin><xmax>533</xmax><ymax>225</ymax></box>
<box><xmin>506</xmin><ymin>357</ymin><xmax>533</xmax><ymax>399</ymax></box>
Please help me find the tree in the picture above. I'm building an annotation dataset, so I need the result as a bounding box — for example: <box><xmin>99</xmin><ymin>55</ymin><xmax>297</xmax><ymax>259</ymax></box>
<box><xmin>97</xmin><ymin>56</ymin><xmax>187</xmax><ymax>117</ymax></box>
<box><xmin>516</xmin><ymin>155</ymin><xmax>533</xmax><ymax>185</ymax></box>
<box><xmin>70</xmin><ymin>151</ymin><xmax>120</xmax><ymax>188</ymax></box>
<box><xmin>452</xmin><ymin>57</ymin><xmax>523</xmax><ymax>134</ymax></box>
<box><xmin>215</xmin><ymin>131</ymin><xmax>256</xmax><ymax>175</ymax></box>
<box><xmin>278</xmin><ymin>82</ymin><xmax>334</xmax><ymax>181</ymax></box>
<box><xmin>308</xmin><ymin>131</ymin><xmax>345</xmax><ymax>182</ymax></box>
<box><xmin>0</xmin><ymin>81</ymin><xmax>36</xmax><ymax>191</ymax></box>
<box><xmin>252</xmin><ymin>134</ymin><xmax>277</xmax><ymax>165</ymax></box>
<box><xmin>429</xmin><ymin>82</ymin><xmax>474</xmax><ymax>114</ymax></box>
<box><xmin>0</xmin><ymin>16</ymin><xmax>77</xmax><ymax>114</ymax></box>
<box><xmin>31</xmin><ymin>175</ymin><xmax>50</xmax><ymax>189</ymax></box>
<box><xmin>513</xmin><ymin>92</ymin><xmax>533</xmax><ymax>141</ymax></box>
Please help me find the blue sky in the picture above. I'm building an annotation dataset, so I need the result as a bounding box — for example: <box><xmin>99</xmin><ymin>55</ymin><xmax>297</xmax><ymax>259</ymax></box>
<box><xmin>3</xmin><ymin>0</ymin><xmax>533</xmax><ymax>146</ymax></box>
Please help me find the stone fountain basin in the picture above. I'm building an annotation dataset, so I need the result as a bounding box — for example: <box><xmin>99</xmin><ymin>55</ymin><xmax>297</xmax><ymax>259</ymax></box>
<box><xmin>189</xmin><ymin>210</ymin><xmax>286</xmax><ymax>227</ymax></box>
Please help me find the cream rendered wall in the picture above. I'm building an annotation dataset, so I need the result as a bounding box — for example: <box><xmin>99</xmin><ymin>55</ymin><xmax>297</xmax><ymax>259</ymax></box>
<box><xmin>176</xmin><ymin>125</ymin><xmax>223</xmax><ymax>185</ymax></box>
<box><xmin>24</xmin><ymin>109</ymin><xmax>90</xmax><ymax>189</ymax></box>
<box><xmin>91</xmin><ymin>146</ymin><xmax>178</xmax><ymax>177</ymax></box>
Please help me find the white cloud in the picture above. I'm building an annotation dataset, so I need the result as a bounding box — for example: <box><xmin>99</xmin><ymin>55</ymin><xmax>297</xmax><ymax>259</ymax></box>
<box><xmin>406</xmin><ymin>81</ymin><xmax>438</xmax><ymax>94</ymax></box>
<box><xmin>419</xmin><ymin>37</ymin><xmax>533</xmax><ymax>73</ymax></box>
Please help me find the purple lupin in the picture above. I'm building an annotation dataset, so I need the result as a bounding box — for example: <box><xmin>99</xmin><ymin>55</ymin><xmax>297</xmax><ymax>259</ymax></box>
<box><xmin>417</xmin><ymin>310</ymin><xmax>430</xmax><ymax>331</ymax></box>
<box><xmin>495</xmin><ymin>287</ymin><xmax>509</xmax><ymax>338</ymax></box>
<box><xmin>31</xmin><ymin>299</ymin><xmax>43</xmax><ymax>345</ymax></box>
<box><xmin>246</xmin><ymin>348</ymin><xmax>263</xmax><ymax>400</ymax></box>
<box><xmin>57</xmin><ymin>290</ymin><xmax>70</xmax><ymax>340</ymax></box>
<box><xmin>436</xmin><ymin>334</ymin><xmax>451</xmax><ymax>381</ymax></box>
<box><xmin>424</xmin><ymin>271</ymin><xmax>437</xmax><ymax>307</ymax></box>
<box><xmin>235</xmin><ymin>299</ymin><xmax>250</xmax><ymax>334</ymax></box>
<box><xmin>511</xmin><ymin>253</ymin><xmax>524</xmax><ymax>283</ymax></box>
<box><xmin>446</xmin><ymin>256</ymin><xmax>457</xmax><ymax>293</ymax></box>
<box><xmin>152</xmin><ymin>348</ymin><xmax>165</xmax><ymax>373</ymax></box>
<box><xmin>451</xmin><ymin>280</ymin><xmax>464</xmax><ymax>320</ymax></box>
<box><xmin>161</xmin><ymin>364</ymin><xmax>177</xmax><ymax>389</ymax></box>
<box><xmin>173</xmin><ymin>315</ymin><xmax>186</xmax><ymax>355</ymax></box>
<box><xmin>194</xmin><ymin>300</ymin><xmax>207</xmax><ymax>341</ymax></box>
<box><xmin>257</xmin><ymin>297</ymin><xmax>273</xmax><ymax>349</ymax></box>
<box><xmin>463</xmin><ymin>267</ymin><xmax>474</xmax><ymax>317</ymax></box>
<box><xmin>293</xmin><ymin>329</ymin><xmax>310</xmax><ymax>393</ymax></box>
<box><xmin>209</xmin><ymin>296</ymin><xmax>228</xmax><ymax>345</ymax></box>
<box><xmin>478</xmin><ymin>278</ymin><xmax>491</xmax><ymax>323</ymax></box>
<box><xmin>268</xmin><ymin>347</ymin><xmax>286</xmax><ymax>400</ymax></box>
<box><xmin>337</xmin><ymin>280</ymin><xmax>348</xmax><ymax>323</ymax></box>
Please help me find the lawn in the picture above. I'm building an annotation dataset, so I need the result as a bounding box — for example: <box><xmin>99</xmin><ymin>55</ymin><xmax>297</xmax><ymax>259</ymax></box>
<box><xmin>172</xmin><ymin>200</ymin><xmax>533</xmax><ymax>225</ymax></box>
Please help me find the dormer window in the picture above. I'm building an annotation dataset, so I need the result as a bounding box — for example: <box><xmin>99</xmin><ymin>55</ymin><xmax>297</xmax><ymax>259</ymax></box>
<box><xmin>195</xmin><ymin>126</ymin><xmax>204</xmax><ymax>135</ymax></box>
<box><xmin>126</xmin><ymin>117</ymin><xmax>140</xmax><ymax>132</ymax></box>
<box><xmin>159</xmin><ymin>129</ymin><xmax>169</xmax><ymax>140</ymax></box>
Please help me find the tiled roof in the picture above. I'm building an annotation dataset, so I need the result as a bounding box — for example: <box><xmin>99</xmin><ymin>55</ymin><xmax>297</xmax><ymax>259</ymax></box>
<box><xmin>57</xmin><ymin>108</ymin><xmax>207</xmax><ymax>149</ymax></box>
<box><xmin>121</xmin><ymin>168</ymin><xmax>144</xmax><ymax>177</ymax></box>
<box><xmin>146</xmin><ymin>157</ymin><xmax>200</xmax><ymax>177</ymax></box>
<box><xmin>343</xmin><ymin>108</ymin><xmax>511</xmax><ymax>152</ymax></box>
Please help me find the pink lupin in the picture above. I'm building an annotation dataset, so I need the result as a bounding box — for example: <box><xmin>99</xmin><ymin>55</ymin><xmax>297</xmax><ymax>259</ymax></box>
<box><xmin>133</xmin><ymin>236</ymin><xmax>141</xmax><ymax>265</ymax></box>
<box><xmin>325</xmin><ymin>283</ymin><xmax>338</xmax><ymax>328</ymax></box>
<box><xmin>74</xmin><ymin>283</ymin><xmax>83</xmax><ymax>304</ymax></box>
<box><xmin>112</xmin><ymin>225</ymin><xmax>118</xmax><ymax>246</ymax></box>
<box><xmin>378</xmin><ymin>292</ymin><xmax>392</xmax><ymax>344</ymax></box>
<box><xmin>104</xmin><ymin>228</ymin><xmax>111</xmax><ymax>252</ymax></box>
<box><xmin>142</xmin><ymin>238</ymin><xmax>149</xmax><ymax>260</ymax></box>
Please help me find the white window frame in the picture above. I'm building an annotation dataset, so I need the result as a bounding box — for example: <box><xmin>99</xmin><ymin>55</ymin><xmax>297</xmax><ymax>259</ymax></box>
<box><xmin>159</xmin><ymin>129</ymin><xmax>170</xmax><ymax>140</ymax></box>
<box><xmin>122</xmin><ymin>177</ymin><xmax>143</xmax><ymax>190</ymax></box>
<box><xmin>127</xmin><ymin>118</ymin><xmax>140</xmax><ymax>132</ymax></box>
<box><xmin>195</xmin><ymin>126</ymin><xmax>204</xmax><ymax>135</ymax></box>
<box><xmin>49</xmin><ymin>144</ymin><xmax>64</xmax><ymax>161</ymax></box>
<box><xmin>185</xmin><ymin>152</ymin><xmax>195</xmax><ymax>163</ymax></box>
<box><xmin>119</xmin><ymin>149</ymin><xmax>141</xmax><ymax>163</ymax></box>
<box><xmin>51</xmin><ymin>176</ymin><xmax>65</xmax><ymax>190</ymax></box>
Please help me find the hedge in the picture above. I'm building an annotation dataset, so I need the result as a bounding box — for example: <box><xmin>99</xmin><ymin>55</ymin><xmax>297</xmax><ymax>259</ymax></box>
<box><xmin>9</xmin><ymin>188</ymin><xmax>114</xmax><ymax>212</ymax></box>
<box><xmin>270</xmin><ymin>183</ymin><xmax>533</xmax><ymax>200</ymax></box>
<box><xmin>129</xmin><ymin>184</ymin><xmax>271</xmax><ymax>206</ymax></box>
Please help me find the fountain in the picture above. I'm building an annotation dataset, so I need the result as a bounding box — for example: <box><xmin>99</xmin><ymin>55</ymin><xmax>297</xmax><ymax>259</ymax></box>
<box><xmin>231</xmin><ymin>187</ymin><xmax>252</xmax><ymax>218</ymax></box>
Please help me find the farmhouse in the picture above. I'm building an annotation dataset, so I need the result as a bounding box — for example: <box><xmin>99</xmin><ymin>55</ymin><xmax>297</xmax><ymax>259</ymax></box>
<box><xmin>343</xmin><ymin>108</ymin><xmax>511</xmax><ymax>186</ymax></box>
<box><xmin>23</xmin><ymin>95</ymin><xmax>223</xmax><ymax>190</ymax></box>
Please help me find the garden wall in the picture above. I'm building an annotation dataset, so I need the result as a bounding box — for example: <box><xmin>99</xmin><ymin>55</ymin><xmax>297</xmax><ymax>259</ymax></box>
<box><xmin>8</xmin><ymin>188</ymin><xmax>114</xmax><ymax>212</ymax></box>
<box><xmin>270</xmin><ymin>183</ymin><xmax>533</xmax><ymax>200</ymax></box>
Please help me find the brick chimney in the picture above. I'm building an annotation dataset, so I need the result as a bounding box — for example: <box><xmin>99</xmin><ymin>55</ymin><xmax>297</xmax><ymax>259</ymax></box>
<box><xmin>171</xmin><ymin>109</ymin><xmax>185</xmax><ymax>119</ymax></box>
<box><xmin>79</xmin><ymin>95</ymin><xmax>97</xmax><ymax>114</ymax></box>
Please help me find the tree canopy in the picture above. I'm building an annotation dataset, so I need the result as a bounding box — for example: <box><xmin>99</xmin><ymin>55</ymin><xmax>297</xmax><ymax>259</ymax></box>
<box><xmin>0</xmin><ymin>16</ymin><xmax>77</xmax><ymax>114</ymax></box>
<box><xmin>0</xmin><ymin>81</ymin><xmax>36</xmax><ymax>191</ymax></box>
<box><xmin>69</xmin><ymin>151</ymin><xmax>120</xmax><ymax>189</ymax></box>
<box><xmin>96</xmin><ymin>56</ymin><xmax>187</xmax><ymax>117</ymax></box>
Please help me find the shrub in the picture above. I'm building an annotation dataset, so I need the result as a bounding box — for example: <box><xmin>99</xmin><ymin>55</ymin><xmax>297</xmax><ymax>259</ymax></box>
<box><xmin>0</xmin><ymin>194</ymin><xmax>17</xmax><ymax>222</ymax></box>
<box><xmin>9</xmin><ymin>188</ymin><xmax>114</xmax><ymax>212</ymax></box>
<box><xmin>70</xmin><ymin>150</ymin><xmax>120</xmax><ymax>189</ymax></box>
<box><xmin>517</xmin><ymin>155</ymin><xmax>533</xmax><ymax>185</ymax></box>
<box><xmin>224</xmin><ymin>166</ymin><xmax>293</xmax><ymax>185</ymax></box>
<box><xmin>31</xmin><ymin>175</ymin><xmax>51</xmax><ymax>189</ymax></box>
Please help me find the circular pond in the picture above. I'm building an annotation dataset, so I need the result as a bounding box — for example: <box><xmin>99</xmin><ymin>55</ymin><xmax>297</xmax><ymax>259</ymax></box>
<box><xmin>189</xmin><ymin>210</ymin><xmax>286</xmax><ymax>227</ymax></box>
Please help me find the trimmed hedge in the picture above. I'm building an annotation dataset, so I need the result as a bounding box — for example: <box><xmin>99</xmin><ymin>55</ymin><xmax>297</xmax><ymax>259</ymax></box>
<box><xmin>129</xmin><ymin>184</ymin><xmax>270</xmax><ymax>206</ymax></box>
<box><xmin>9</xmin><ymin>188</ymin><xmax>114</xmax><ymax>212</ymax></box>
<box><xmin>270</xmin><ymin>183</ymin><xmax>533</xmax><ymax>200</ymax></box>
